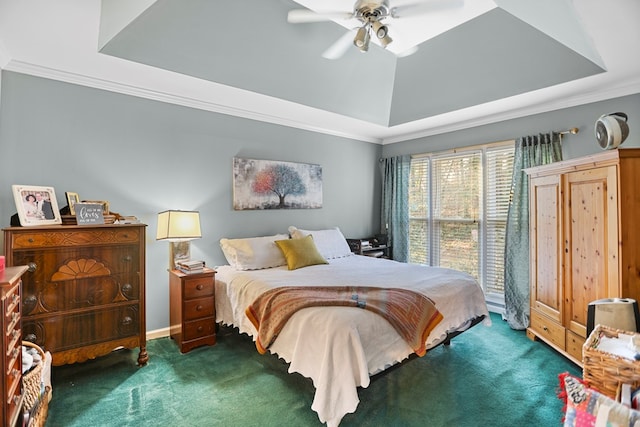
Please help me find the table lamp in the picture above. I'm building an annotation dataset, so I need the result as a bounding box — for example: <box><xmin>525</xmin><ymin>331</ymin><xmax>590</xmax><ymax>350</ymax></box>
<box><xmin>156</xmin><ymin>210</ymin><xmax>202</xmax><ymax>269</ymax></box>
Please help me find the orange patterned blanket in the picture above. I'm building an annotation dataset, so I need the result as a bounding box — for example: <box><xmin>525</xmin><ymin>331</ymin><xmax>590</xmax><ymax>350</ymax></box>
<box><xmin>245</xmin><ymin>286</ymin><xmax>443</xmax><ymax>357</ymax></box>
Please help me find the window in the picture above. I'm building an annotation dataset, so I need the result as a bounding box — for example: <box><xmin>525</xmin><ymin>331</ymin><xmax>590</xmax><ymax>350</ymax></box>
<box><xmin>408</xmin><ymin>143</ymin><xmax>514</xmax><ymax>307</ymax></box>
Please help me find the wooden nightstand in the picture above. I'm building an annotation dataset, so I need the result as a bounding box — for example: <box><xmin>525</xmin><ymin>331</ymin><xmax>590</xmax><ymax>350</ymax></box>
<box><xmin>169</xmin><ymin>268</ymin><xmax>216</xmax><ymax>353</ymax></box>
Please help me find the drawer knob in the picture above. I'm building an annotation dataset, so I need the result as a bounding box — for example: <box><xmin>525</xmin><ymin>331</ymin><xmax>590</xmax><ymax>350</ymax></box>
<box><xmin>27</xmin><ymin>262</ymin><xmax>37</xmax><ymax>272</ymax></box>
<box><xmin>13</xmin><ymin>395</ymin><xmax>21</xmax><ymax>404</ymax></box>
<box><xmin>196</xmin><ymin>305</ymin><xmax>203</xmax><ymax>311</ymax></box>
<box><xmin>24</xmin><ymin>333</ymin><xmax>37</xmax><ymax>342</ymax></box>
<box><xmin>196</xmin><ymin>284</ymin><xmax>204</xmax><ymax>291</ymax></box>
<box><xmin>123</xmin><ymin>255</ymin><xmax>132</xmax><ymax>262</ymax></box>
<box><xmin>543</xmin><ymin>326</ymin><xmax>548</xmax><ymax>331</ymax></box>
<box><xmin>197</xmin><ymin>326</ymin><xmax>204</xmax><ymax>332</ymax></box>
<box><xmin>122</xmin><ymin>316</ymin><xmax>133</xmax><ymax>326</ymax></box>
<box><xmin>122</xmin><ymin>283</ymin><xmax>133</xmax><ymax>295</ymax></box>
<box><xmin>11</xmin><ymin>368</ymin><xmax>19</xmax><ymax>378</ymax></box>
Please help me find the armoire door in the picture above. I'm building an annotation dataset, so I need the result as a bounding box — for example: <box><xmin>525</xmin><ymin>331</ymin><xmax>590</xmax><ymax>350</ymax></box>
<box><xmin>530</xmin><ymin>174</ymin><xmax>563</xmax><ymax>324</ymax></box>
<box><xmin>563</xmin><ymin>165</ymin><xmax>619</xmax><ymax>338</ymax></box>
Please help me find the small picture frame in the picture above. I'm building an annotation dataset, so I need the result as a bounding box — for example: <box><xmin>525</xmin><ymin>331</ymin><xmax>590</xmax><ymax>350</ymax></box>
<box><xmin>12</xmin><ymin>184</ymin><xmax>62</xmax><ymax>226</ymax></box>
<box><xmin>65</xmin><ymin>192</ymin><xmax>80</xmax><ymax>215</ymax></box>
<box><xmin>82</xmin><ymin>200</ymin><xmax>109</xmax><ymax>215</ymax></box>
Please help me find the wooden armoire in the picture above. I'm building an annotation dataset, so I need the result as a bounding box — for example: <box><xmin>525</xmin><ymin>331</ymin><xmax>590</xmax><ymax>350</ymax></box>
<box><xmin>525</xmin><ymin>149</ymin><xmax>640</xmax><ymax>366</ymax></box>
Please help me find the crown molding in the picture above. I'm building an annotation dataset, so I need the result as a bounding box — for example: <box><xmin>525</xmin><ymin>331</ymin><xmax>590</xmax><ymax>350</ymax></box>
<box><xmin>382</xmin><ymin>77</ymin><xmax>640</xmax><ymax>144</ymax></box>
<box><xmin>4</xmin><ymin>59</ymin><xmax>638</xmax><ymax>147</ymax></box>
<box><xmin>2</xmin><ymin>60</ymin><xmax>383</xmax><ymax>145</ymax></box>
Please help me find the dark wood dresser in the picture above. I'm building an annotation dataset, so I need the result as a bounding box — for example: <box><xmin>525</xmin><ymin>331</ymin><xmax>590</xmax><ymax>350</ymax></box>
<box><xmin>3</xmin><ymin>224</ymin><xmax>148</xmax><ymax>366</ymax></box>
<box><xmin>1</xmin><ymin>265</ymin><xmax>28</xmax><ymax>427</ymax></box>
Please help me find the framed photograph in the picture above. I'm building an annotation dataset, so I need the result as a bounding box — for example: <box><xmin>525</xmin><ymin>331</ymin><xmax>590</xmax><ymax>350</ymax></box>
<box><xmin>65</xmin><ymin>192</ymin><xmax>80</xmax><ymax>215</ymax></box>
<box><xmin>82</xmin><ymin>200</ymin><xmax>109</xmax><ymax>215</ymax></box>
<box><xmin>12</xmin><ymin>184</ymin><xmax>62</xmax><ymax>226</ymax></box>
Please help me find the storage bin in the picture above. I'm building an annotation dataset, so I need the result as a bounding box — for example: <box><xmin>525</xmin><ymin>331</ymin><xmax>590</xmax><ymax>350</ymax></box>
<box><xmin>22</xmin><ymin>341</ymin><xmax>51</xmax><ymax>427</ymax></box>
<box><xmin>583</xmin><ymin>324</ymin><xmax>640</xmax><ymax>399</ymax></box>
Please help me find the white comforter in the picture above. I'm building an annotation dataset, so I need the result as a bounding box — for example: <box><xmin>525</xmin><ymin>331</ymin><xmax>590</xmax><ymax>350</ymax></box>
<box><xmin>215</xmin><ymin>255</ymin><xmax>490</xmax><ymax>426</ymax></box>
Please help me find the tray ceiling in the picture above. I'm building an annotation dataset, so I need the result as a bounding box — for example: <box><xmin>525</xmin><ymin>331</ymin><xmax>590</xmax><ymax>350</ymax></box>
<box><xmin>1</xmin><ymin>0</ymin><xmax>639</xmax><ymax>143</ymax></box>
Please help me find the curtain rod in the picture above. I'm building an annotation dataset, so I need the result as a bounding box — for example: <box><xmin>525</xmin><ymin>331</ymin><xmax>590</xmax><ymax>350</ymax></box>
<box><xmin>380</xmin><ymin>128</ymin><xmax>579</xmax><ymax>162</ymax></box>
<box><xmin>559</xmin><ymin>127</ymin><xmax>579</xmax><ymax>135</ymax></box>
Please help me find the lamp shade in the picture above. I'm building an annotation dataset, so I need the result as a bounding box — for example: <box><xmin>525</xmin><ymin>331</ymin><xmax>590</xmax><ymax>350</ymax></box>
<box><xmin>156</xmin><ymin>210</ymin><xmax>201</xmax><ymax>241</ymax></box>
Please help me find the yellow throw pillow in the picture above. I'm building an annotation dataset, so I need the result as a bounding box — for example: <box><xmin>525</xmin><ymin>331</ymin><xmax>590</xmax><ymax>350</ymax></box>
<box><xmin>274</xmin><ymin>235</ymin><xmax>328</xmax><ymax>270</ymax></box>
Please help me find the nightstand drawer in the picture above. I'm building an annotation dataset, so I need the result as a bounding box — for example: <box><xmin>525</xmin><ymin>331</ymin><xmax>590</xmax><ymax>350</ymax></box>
<box><xmin>184</xmin><ymin>277</ymin><xmax>214</xmax><ymax>300</ymax></box>
<box><xmin>183</xmin><ymin>318</ymin><xmax>215</xmax><ymax>341</ymax></box>
<box><xmin>183</xmin><ymin>298</ymin><xmax>214</xmax><ymax>321</ymax></box>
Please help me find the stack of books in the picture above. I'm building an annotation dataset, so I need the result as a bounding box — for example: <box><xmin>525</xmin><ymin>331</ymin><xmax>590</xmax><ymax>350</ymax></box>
<box><xmin>176</xmin><ymin>260</ymin><xmax>205</xmax><ymax>275</ymax></box>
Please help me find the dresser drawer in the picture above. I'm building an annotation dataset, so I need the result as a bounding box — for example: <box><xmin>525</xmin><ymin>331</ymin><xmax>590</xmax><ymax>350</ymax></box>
<box><xmin>5</xmin><ymin>347</ymin><xmax>21</xmax><ymax>400</ymax></box>
<box><xmin>530</xmin><ymin>309</ymin><xmax>565</xmax><ymax>350</ymax></box>
<box><xmin>9</xmin><ymin>228</ymin><xmax>140</xmax><ymax>249</ymax></box>
<box><xmin>21</xmin><ymin>271</ymin><xmax>140</xmax><ymax>315</ymax></box>
<box><xmin>184</xmin><ymin>277</ymin><xmax>214</xmax><ymax>300</ymax></box>
<box><xmin>4</xmin><ymin>287</ymin><xmax>20</xmax><ymax>333</ymax></box>
<box><xmin>183</xmin><ymin>318</ymin><xmax>215</xmax><ymax>341</ymax></box>
<box><xmin>566</xmin><ymin>330</ymin><xmax>585</xmax><ymax>363</ymax></box>
<box><xmin>183</xmin><ymin>298</ymin><xmax>214</xmax><ymax>321</ymax></box>
<box><xmin>23</xmin><ymin>304</ymin><xmax>140</xmax><ymax>352</ymax></box>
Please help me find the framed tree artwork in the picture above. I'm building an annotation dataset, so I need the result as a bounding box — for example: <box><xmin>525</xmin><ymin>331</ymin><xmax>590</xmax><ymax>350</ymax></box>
<box><xmin>232</xmin><ymin>158</ymin><xmax>322</xmax><ymax>210</ymax></box>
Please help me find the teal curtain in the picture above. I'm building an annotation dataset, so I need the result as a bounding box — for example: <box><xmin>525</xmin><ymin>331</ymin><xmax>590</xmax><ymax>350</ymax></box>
<box><xmin>504</xmin><ymin>132</ymin><xmax>562</xmax><ymax>330</ymax></box>
<box><xmin>381</xmin><ymin>155</ymin><xmax>411</xmax><ymax>262</ymax></box>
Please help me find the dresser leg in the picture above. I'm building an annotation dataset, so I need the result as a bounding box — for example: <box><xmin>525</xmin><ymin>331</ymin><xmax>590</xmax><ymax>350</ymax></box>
<box><xmin>137</xmin><ymin>346</ymin><xmax>149</xmax><ymax>366</ymax></box>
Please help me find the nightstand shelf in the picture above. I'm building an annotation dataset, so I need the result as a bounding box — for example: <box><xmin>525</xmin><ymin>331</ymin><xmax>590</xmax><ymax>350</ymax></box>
<box><xmin>347</xmin><ymin>237</ymin><xmax>391</xmax><ymax>259</ymax></box>
<box><xmin>169</xmin><ymin>268</ymin><xmax>216</xmax><ymax>353</ymax></box>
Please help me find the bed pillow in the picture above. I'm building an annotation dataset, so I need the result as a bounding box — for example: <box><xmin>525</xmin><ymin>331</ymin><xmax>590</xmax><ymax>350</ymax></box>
<box><xmin>220</xmin><ymin>234</ymin><xmax>289</xmax><ymax>270</ymax></box>
<box><xmin>288</xmin><ymin>226</ymin><xmax>352</xmax><ymax>259</ymax></box>
<box><xmin>559</xmin><ymin>372</ymin><xmax>640</xmax><ymax>426</ymax></box>
<box><xmin>275</xmin><ymin>235</ymin><xmax>328</xmax><ymax>270</ymax></box>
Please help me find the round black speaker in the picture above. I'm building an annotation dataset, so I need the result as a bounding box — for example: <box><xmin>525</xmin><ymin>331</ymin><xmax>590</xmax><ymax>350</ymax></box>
<box><xmin>595</xmin><ymin>112</ymin><xmax>629</xmax><ymax>150</ymax></box>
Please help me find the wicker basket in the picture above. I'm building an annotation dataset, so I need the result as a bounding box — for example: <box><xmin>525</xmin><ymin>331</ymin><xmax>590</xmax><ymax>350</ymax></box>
<box><xmin>26</xmin><ymin>386</ymin><xmax>51</xmax><ymax>427</ymax></box>
<box><xmin>22</xmin><ymin>341</ymin><xmax>45</xmax><ymax>410</ymax></box>
<box><xmin>583</xmin><ymin>324</ymin><xmax>640</xmax><ymax>399</ymax></box>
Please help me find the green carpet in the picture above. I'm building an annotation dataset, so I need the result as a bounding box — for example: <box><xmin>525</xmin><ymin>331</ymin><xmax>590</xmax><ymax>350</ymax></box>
<box><xmin>47</xmin><ymin>313</ymin><xmax>580</xmax><ymax>426</ymax></box>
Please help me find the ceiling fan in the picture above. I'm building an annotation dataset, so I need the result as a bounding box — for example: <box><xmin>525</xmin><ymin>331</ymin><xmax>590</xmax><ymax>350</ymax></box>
<box><xmin>287</xmin><ymin>0</ymin><xmax>464</xmax><ymax>59</ymax></box>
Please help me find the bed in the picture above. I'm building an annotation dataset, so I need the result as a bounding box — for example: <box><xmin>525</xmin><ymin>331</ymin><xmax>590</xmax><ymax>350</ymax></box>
<box><xmin>215</xmin><ymin>227</ymin><xmax>491</xmax><ymax>426</ymax></box>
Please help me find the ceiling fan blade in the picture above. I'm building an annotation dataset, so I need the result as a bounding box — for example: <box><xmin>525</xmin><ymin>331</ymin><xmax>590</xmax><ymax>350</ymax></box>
<box><xmin>322</xmin><ymin>31</ymin><xmax>355</xmax><ymax>60</ymax></box>
<box><xmin>287</xmin><ymin>9</ymin><xmax>354</xmax><ymax>24</ymax></box>
<box><xmin>391</xmin><ymin>0</ymin><xmax>464</xmax><ymax>18</ymax></box>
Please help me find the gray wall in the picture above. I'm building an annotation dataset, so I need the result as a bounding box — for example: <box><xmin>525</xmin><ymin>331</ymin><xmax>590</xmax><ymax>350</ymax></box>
<box><xmin>0</xmin><ymin>71</ymin><xmax>383</xmax><ymax>332</ymax></box>
<box><xmin>2</xmin><ymin>69</ymin><xmax>638</xmax><ymax>334</ymax></box>
<box><xmin>382</xmin><ymin>93</ymin><xmax>640</xmax><ymax>159</ymax></box>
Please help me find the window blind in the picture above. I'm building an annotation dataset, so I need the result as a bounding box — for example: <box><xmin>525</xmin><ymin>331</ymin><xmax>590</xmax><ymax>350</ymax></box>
<box><xmin>409</xmin><ymin>143</ymin><xmax>514</xmax><ymax>302</ymax></box>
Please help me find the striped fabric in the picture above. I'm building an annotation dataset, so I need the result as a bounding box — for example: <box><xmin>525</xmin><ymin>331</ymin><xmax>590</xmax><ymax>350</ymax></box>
<box><xmin>246</xmin><ymin>286</ymin><xmax>443</xmax><ymax>357</ymax></box>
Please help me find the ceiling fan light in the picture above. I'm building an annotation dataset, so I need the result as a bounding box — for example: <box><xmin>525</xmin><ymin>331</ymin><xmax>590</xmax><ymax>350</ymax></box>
<box><xmin>379</xmin><ymin>33</ymin><xmax>393</xmax><ymax>48</ymax></box>
<box><xmin>371</xmin><ymin>20</ymin><xmax>388</xmax><ymax>39</ymax></box>
<box><xmin>353</xmin><ymin>25</ymin><xmax>370</xmax><ymax>49</ymax></box>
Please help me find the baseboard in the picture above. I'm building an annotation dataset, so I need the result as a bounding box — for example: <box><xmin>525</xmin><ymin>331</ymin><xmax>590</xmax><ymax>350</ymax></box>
<box><xmin>486</xmin><ymin>301</ymin><xmax>505</xmax><ymax>316</ymax></box>
<box><xmin>147</xmin><ymin>327</ymin><xmax>170</xmax><ymax>341</ymax></box>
